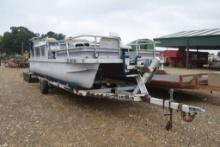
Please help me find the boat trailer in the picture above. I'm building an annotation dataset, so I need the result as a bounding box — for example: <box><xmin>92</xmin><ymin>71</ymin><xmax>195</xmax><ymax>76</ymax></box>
<box><xmin>23</xmin><ymin>57</ymin><xmax>205</xmax><ymax>130</ymax></box>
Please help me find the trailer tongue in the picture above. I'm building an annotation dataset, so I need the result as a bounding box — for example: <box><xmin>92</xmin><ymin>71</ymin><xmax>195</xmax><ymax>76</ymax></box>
<box><xmin>127</xmin><ymin>57</ymin><xmax>205</xmax><ymax>130</ymax></box>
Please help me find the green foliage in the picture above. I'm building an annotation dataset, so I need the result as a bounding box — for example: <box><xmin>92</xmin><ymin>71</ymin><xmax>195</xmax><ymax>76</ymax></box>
<box><xmin>2</xmin><ymin>26</ymin><xmax>36</xmax><ymax>55</ymax></box>
<box><xmin>1</xmin><ymin>26</ymin><xmax>65</xmax><ymax>55</ymax></box>
<box><xmin>42</xmin><ymin>31</ymin><xmax>65</xmax><ymax>40</ymax></box>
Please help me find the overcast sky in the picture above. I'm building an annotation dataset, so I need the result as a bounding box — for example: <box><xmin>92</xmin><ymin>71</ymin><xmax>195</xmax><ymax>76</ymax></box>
<box><xmin>1</xmin><ymin>0</ymin><xmax>220</xmax><ymax>44</ymax></box>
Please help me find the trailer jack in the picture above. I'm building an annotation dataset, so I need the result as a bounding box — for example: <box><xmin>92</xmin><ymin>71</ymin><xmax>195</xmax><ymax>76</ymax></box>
<box><xmin>163</xmin><ymin>89</ymin><xmax>197</xmax><ymax>130</ymax></box>
<box><xmin>164</xmin><ymin>102</ymin><xmax>198</xmax><ymax>130</ymax></box>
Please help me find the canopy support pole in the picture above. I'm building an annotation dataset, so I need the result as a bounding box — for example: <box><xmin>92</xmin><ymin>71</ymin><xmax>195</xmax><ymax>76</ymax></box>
<box><xmin>186</xmin><ymin>39</ymin><xmax>190</xmax><ymax>68</ymax></box>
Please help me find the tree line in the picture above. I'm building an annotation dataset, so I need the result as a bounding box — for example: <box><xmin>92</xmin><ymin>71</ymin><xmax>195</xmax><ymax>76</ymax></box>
<box><xmin>0</xmin><ymin>26</ymin><xmax>65</xmax><ymax>55</ymax></box>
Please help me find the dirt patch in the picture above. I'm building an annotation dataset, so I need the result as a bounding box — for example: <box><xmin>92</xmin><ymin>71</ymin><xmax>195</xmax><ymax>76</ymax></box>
<box><xmin>164</xmin><ymin>67</ymin><xmax>212</xmax><ymax>75</ymax></box>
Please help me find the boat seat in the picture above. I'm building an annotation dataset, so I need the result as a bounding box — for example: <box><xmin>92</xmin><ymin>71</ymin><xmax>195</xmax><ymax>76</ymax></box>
<box><xmin>100</xmin><ymin>37</ymin><xmax>120</xmax><ymax>49</ymax></box>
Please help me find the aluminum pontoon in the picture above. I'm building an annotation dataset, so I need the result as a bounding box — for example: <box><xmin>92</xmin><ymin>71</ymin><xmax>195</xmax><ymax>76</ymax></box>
<box><xmin>24</xmin><ymin>35</ymin><xmax>205</xmax><ymax>130</ymax></box>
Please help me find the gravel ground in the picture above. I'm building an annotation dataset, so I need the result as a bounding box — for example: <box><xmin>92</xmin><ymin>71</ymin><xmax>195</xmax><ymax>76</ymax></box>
<box><xmin>0</xmin><ymin>66</ymin><xmax>219</xmax><ymax>147</ymax></box>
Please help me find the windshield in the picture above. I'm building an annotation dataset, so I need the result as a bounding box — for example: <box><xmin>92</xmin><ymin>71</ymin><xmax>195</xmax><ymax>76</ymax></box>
<box><xmin>49</xmin><ymin>42</ymin><xmax>60</xmax><ymax>50</ymax></box>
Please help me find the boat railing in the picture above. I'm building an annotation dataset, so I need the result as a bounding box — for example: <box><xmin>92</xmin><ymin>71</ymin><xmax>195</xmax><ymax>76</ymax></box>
<box><xmin>56</xmin><ymin>46</ymin><xmax>121</xmax><ymax>58</ymax></box>
<box><xmin>64</xmin><ymin>35</ymin><xmax>121</xmax><ymax>58</ymax></box>
<box><xmin>129</xmin><ymin>41</ymin><xmax>156</xmax><ymax>58</ymax></box>
<box><xmin>69</xmin><ymin>34</ymin><xmax>121</xmax><ymax>40</ymax></box>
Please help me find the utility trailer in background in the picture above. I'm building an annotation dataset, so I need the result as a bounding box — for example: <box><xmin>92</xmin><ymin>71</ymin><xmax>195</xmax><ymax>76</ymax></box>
<box><xmin>23</xmin><ymin>58</ymin><xmax>205</xmax><ymax>130</ymax></box>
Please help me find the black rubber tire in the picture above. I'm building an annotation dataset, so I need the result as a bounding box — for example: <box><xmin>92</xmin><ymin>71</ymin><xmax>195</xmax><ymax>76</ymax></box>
<box><xmin>165</xmin><ymin>120</ymin><xmax>172</xmax><ymax>131</ymax></box>
<box><xmin>40</xmin><ymin>79</ymin><xmax>49</xmax><ymax>94</ymax></box>
<box><xmin>23</xmin><ymin>72</ymin><xmax>31</xmax><ymax>83</ymax></box>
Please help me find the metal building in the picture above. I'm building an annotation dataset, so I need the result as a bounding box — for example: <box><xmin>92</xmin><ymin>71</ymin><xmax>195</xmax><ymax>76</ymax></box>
<box><xmin>154</xmin><ymin>28</ymin><xmax>220</xmax><ymax>68</ymax></box>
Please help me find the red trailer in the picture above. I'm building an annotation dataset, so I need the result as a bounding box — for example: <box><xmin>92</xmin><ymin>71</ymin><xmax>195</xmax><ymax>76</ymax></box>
<box><xmin>161</xmin><ymin>50</ymin><xmax>208</xmax><ymax>67</ymax></box>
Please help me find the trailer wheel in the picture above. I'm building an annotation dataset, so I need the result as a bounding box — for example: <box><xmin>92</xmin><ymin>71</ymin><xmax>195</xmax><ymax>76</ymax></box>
<box><xmin>40</xmin><ymin>79</ymin><xmax>49</xmax><ymax>94</ymax></box>
<box><xmin>23</xmin><ymin>72</ymin><xmax>31</xmax><ymax>83</ymax></box>
<box><xmin>165</xmin><ymin>120</ymin><xmax>172</xmax><ymax>131</ymax></box>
